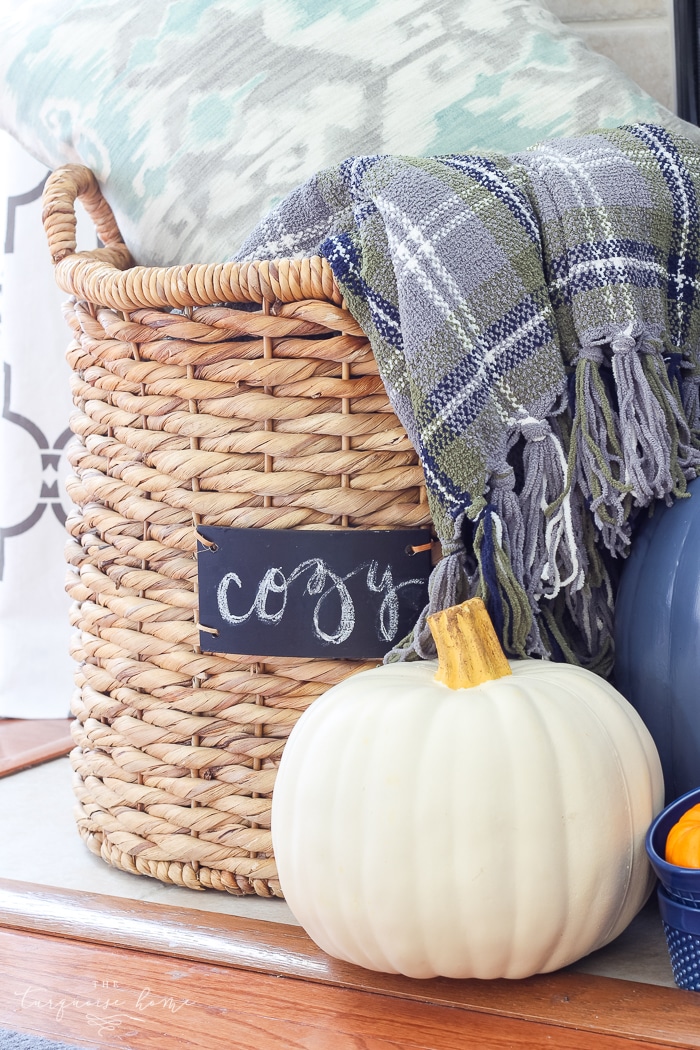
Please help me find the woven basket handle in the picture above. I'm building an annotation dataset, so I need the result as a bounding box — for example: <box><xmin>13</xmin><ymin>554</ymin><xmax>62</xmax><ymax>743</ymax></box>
<box><xmin>42</xmin><ymin>164</ymin><xmax>130</xmax><ymax>265</ymax></box>
<box><xmin>40</xmin><ymin>164</ymin><xmax>345</xmax><ymax>311</ymax></box>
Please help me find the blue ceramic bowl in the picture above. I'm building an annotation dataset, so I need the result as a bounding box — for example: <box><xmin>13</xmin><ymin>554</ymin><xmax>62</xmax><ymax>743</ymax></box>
<box><xmin>646</xmin><ymin>786</ymin><xmax>700</xmax><ymax>907</ymax></box>
<box><xmin>658</xmin><ymin>885</ymin><xmax>700</xmax><ymax>990</ymax></box>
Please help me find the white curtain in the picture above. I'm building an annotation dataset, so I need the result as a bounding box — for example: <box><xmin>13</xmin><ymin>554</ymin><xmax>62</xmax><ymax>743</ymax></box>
<box><xmin>0</xmin><ymin>132</ymin><xmax>79</xmax><ymax>717</ymax></box>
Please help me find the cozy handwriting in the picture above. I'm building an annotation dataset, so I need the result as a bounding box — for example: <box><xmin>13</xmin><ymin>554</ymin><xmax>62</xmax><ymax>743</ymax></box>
<box><xmin>216</xmin><ymin>558</ymin><xmax>425</xmax><ymax>644</ymax></box>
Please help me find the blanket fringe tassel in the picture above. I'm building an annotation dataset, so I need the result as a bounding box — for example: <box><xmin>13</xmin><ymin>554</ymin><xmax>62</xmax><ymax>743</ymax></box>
<box><xmin>572</xmin><ymin>324</ymin><xmax>700</xmax><ymax>558</ymax></box>
<box><xmin>387</xmin><ymin>324</ymin><xmax>700</xmax><ymax>675</ymax></box>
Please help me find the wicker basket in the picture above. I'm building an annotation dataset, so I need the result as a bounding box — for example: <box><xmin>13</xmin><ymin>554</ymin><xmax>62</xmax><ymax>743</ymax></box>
<box><xmin>42</xmin><ymin>165</ymin><xmax>431</xmax><ymax>897</ymax></box>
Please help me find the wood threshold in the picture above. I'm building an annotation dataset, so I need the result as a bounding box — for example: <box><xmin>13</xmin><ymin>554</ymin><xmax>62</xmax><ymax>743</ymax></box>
<box><xmin>1</xmin><ymin>877</ymin><xmax>699</xmax><ymax>1048</ymax></box>
<box><xmin>0</xmin><ymin>718</ymin><xmax>73</xmax><ymax>777</ymax></box>
<box><xmin>0</xmin><ymin>926</ymin><xmax>680</xmax><ymax>1050</ymax></box>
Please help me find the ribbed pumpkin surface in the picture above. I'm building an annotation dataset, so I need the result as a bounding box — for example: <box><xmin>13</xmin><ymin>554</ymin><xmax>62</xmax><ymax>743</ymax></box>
<box><xmin>271</xmin><ymin>660</ymin><xmax>663</xmax><ymax>979</ymax></box>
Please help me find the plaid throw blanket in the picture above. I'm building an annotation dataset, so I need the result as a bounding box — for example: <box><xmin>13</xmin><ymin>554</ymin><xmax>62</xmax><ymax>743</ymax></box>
<box><xmin>234</xmin><ymin>124</ymin><xmax>700</xmax><ymax>676</ymax></box>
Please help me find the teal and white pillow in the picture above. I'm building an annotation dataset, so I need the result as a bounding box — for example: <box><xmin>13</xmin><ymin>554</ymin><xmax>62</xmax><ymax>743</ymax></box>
<box><xmin>1</xmin><ymin>0</ymin><xmax>696</xmax><ymax>266</ymax></box>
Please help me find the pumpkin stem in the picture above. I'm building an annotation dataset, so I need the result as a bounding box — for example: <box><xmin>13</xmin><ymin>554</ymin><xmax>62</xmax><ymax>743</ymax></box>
<box><xmin>428</xmin><ymin>598</ymin><xmax>512</xmax><ymax>689</ymax></box>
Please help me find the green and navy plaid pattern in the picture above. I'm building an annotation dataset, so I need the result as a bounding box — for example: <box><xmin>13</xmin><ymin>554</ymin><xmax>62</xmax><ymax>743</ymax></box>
<box><xmin>235</xmin><ymin>124</ymin><xmax>700</xmax><ymax>675</ymax></box>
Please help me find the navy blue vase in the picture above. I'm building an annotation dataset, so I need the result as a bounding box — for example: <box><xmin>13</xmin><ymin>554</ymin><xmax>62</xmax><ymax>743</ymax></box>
<box><xmin>615</xmin><ymin>477</ymin><xmax>700</xmax><ymax>804</ymax></box>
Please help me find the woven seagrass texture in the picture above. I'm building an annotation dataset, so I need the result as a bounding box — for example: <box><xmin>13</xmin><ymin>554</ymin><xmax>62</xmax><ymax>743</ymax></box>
<box><xmin>43</xmin><ymin>165</ymin><xmax>430</xmax><ymax>896</ymax></box>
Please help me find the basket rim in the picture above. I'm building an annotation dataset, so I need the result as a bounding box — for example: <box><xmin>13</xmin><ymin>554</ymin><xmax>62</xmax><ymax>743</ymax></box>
<box><xmin>41</xmin><ymin>164</ymin><xmax>343</xmax><ymax>311</ymax></box>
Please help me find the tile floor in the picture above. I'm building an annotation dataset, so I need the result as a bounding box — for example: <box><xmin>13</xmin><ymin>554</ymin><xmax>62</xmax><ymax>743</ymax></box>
<box><xmin>1</xmin><ymin>757</ymin><xmax>295</xmax><ymax>925</ymax></box>
<box><xmin>0</xmin><ymin>756</ymin><xmax>677</xmax><ymax>988</ymax></box>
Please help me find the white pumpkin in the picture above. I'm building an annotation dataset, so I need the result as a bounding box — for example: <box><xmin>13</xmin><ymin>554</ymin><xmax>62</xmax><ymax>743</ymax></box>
<box><xmin>271</xmin><ymin>599</ymin><xmax>664</xmax><ymax>979</ymax></box>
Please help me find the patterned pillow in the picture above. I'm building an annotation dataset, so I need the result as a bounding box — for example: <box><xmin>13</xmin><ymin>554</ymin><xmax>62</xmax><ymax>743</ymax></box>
<box><xmin>1</xmin><ymin>0</ymin><xmax>697</xmax><ymax>266</ymax></box>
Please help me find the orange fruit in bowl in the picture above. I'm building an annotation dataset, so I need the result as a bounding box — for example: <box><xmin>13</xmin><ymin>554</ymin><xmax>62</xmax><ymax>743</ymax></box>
<box><xmin>665</xmin><ymin>804</ymin><xmax>700</xmax><ymax>868</ymax></box>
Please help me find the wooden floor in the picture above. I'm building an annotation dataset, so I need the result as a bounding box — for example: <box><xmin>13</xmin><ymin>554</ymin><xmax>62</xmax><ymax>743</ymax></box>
<box><xmin>1</xmin><ymin>879</ymin><xmax>700</xmax><ymax>1050</ymax></box>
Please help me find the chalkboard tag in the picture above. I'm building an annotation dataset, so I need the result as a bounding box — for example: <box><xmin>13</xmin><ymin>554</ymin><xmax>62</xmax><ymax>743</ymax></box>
<box><xmin>196</xmin><ymin>526</ymin><xmax>433</xmax><ymax>660</ymax></box>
